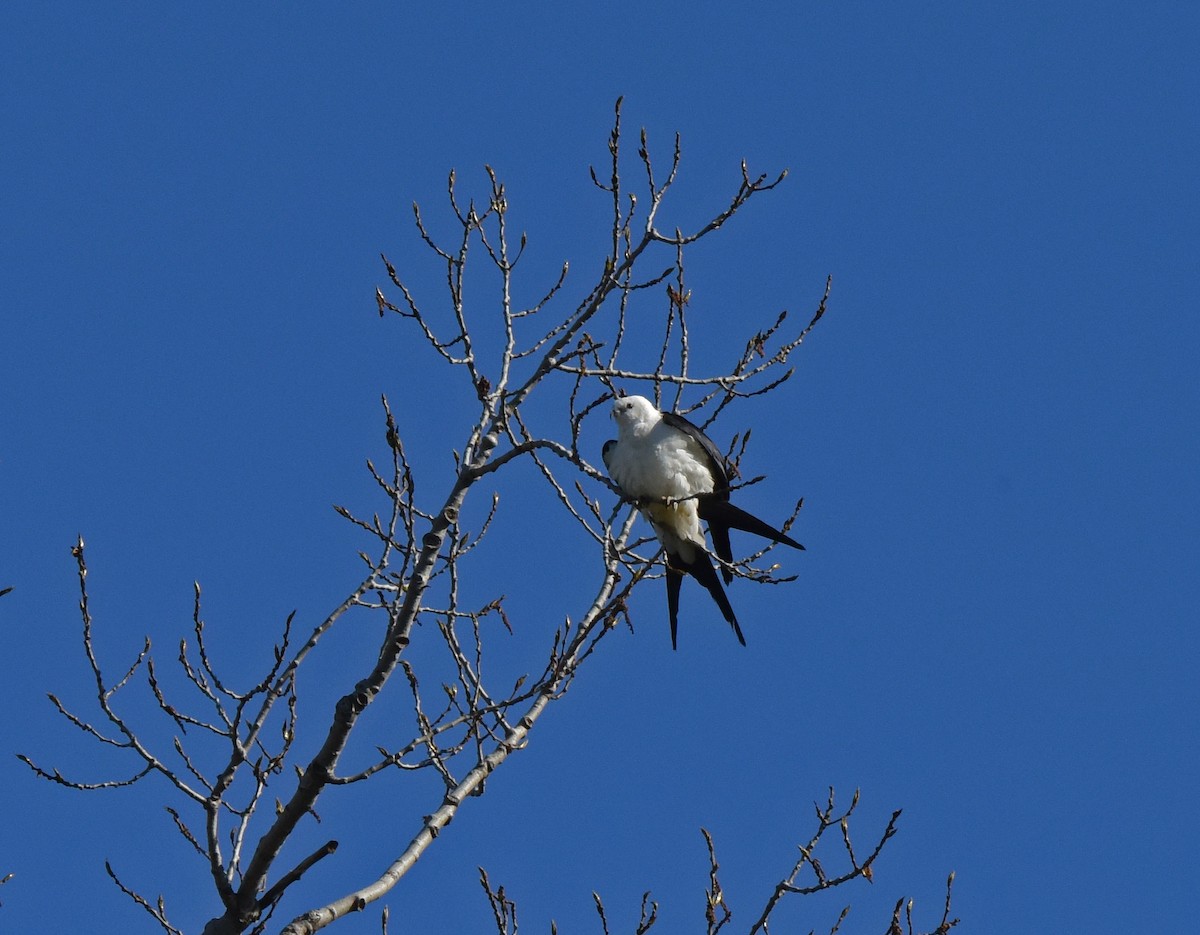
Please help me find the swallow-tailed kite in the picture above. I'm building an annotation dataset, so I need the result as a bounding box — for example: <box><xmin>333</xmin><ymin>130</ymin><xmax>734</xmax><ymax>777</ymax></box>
<box><xmin>602</xmin><ymin>394</ymin><xmax>803</xmax><ymax>648</ymax></box>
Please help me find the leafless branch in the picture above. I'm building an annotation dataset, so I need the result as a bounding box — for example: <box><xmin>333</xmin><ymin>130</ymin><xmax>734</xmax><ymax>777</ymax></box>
<box><xmin>702</xmin><ymin>828</ymin><xmax>732</xmax><ymax>935</ymax></box>
<box><xmin>479</xmin><ymin>867</ymin><xmax>519</xmax><ymax>935</ymax></box>
<box><xmin>105</xmin><ymin>861</ymin><xmax>184</xmax><ymax>935</ymax></box>
<box><xmin>462</xmin><ymin>805</ymin><xmax>949</xmax><ymax>935</ymax></box>
<box><xmin>747</xmin><ymin>788</ymin><xmax>910</xmax><ymax>935</ymax></box>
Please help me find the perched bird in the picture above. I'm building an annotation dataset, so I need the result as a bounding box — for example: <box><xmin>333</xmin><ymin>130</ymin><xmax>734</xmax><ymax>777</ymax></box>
<box><xmin>602</xmin><ymin>394</ymin><xmax>803</xmax><ymax>648</ymax></box>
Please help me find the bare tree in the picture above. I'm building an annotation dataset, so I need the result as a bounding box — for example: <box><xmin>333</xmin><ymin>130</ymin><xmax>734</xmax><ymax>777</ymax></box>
<box><xmin>480</xmin><ymin>789</ymin><xmax>957</xmax><ymax>935</ymax></box>
<box><xmin>20</xmin><ymin>99</ymin><xmax>954</xmax><ymax>934</ymax></box>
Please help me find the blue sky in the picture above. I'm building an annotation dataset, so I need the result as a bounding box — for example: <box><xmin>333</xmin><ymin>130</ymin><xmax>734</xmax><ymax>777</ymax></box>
<box><xmin>3</xmin><ymin>2</ymin><xmax>1197</xmax><ymax>933</ymax></box>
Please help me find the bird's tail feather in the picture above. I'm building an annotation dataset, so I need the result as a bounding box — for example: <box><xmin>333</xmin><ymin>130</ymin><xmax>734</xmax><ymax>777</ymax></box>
<box><xmin>670</xmin><ymin>549</ymin><xmax>745</xmax><ymax>646</ymax></box>
<box><xmin>666</xmin><ymin>566</ymin><xmax>682</xmax><ymax>650</ymax></box>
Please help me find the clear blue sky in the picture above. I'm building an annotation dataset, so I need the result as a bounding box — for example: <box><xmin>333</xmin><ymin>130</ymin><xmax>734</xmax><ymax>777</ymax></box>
<box><xmin>3</xmin><ymin>3</ymin><xmax>1197</xmax><ymax>933</ymax></box>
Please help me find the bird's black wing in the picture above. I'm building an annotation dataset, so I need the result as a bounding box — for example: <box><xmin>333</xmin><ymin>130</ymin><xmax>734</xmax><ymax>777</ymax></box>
<box><xmin>663</xmin><ymin>411</ymin><xmax>805</xmax><ymax>583</ymax></box>
<box><xmin>661</xmin><ymin>411</ymin><xmax>741</xmax><ymax>581</ymax></box>
<box><xmin>660</xmin><ymin>411</ymin><xmax>734</xmax><ymax>491</ymax></box>
<box><xmin>601</xmin><ymin>438</ymin><xmax>618</xmax><ymax>474</ymax></box>
<box><xmin>697</xmin><ymin>497</ymin><xmax>805</xmax><ymax>552</ymax></box>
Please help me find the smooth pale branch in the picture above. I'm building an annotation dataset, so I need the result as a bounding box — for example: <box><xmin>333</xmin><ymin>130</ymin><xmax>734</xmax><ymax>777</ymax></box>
<box><xmin>602</xmin><ymin>394</ymin><xmax>803</xmax><ymax>649</ymax></box>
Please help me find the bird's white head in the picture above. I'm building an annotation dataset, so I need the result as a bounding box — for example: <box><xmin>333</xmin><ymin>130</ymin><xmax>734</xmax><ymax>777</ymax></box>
<box><xmin>611</xmin><ymin>394</ymin><xmax>660</xmax><ymax>438</ymax></box>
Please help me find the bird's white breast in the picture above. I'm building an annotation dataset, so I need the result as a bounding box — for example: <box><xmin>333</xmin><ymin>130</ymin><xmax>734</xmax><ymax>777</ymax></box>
<box><xmin>608</xmin><ymin>421</ymin><xmax>715</xmax><ymax>552</ymax></box>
